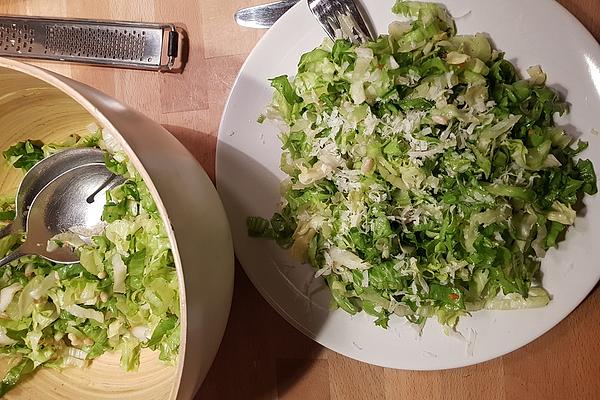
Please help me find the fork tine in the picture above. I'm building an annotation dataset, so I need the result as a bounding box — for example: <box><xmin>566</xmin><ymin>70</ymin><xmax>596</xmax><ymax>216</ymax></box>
<box><xmin>342</xmin><ymin>0</ymin><xmax>373</xmax><ymax>41</ymax></box>
<box><xmin>323</xmin><ymin>0</ymin><xmax>354</xmax><ymax>41</ymax></box>
<box><xmin>328</xmin><ymin>0</ymin><xmax>346</xmax><ymax>39</ymax></box>
<box><xmin>307</xmin><ymin>0</ymin><xmax>338</xmax><ymax>40</ymax></box>
<box><xmin>307</xmin><ymin>0</ymin><xmax>374</xmax><ymax>44</ymax></box>
<box><xmin>332</xmin><ymin>0</ymin><xmax>364</xmax><ymax>45</ymax></box>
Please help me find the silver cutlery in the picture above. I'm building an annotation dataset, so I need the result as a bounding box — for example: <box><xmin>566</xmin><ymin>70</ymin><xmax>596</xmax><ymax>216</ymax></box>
<box><xmin>234</xmin><ymin>0</ymin><xmax>300</xmax><ymax>28</ymax></box>
<box><xmin>307</xmin><ymin>0</ymin><xmax>374</xmax><ymax>44</ymax></box>
<box><xmin>0</xmin><ymin>148</ymin><xmax>105</xmax><ymax>239</ymax></box>
<box><xmin>0</xmin><ymin>162</ymin><xmax>125</xmax><ymax>267</ymax></box>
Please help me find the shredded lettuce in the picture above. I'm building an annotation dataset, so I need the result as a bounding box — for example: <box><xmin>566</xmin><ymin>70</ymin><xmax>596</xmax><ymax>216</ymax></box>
<box><xmin>0</xmin><ymin>128</ymin><xmax>179</xmax><ymax>394</ymax></box>
<box><xmin>249</xmin><ymin>0</ymin><xmax>597</xmax><ymax>330</ymax></box>
<box><xmin>0</xmin><ymin>358</ymin><xmax>35</xmax><ymax>396</ymax></box>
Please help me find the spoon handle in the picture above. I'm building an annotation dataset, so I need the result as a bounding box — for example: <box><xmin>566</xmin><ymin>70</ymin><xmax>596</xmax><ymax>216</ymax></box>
<box><xmin>0</xmin><ymin>223</ymin><xmax>14</xmax><ymax>239</ymax></box>
<box><xmin>0</xmin><ymin>247</ymin><xmax>26</xmax><ymax>268</ymax></box>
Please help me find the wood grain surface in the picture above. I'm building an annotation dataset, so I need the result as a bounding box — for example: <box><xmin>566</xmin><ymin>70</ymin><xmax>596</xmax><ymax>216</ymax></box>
<box><xmin>0</xmin><ymin>1</ymin><xmax>598</xmax><ymax>399</ymax></box>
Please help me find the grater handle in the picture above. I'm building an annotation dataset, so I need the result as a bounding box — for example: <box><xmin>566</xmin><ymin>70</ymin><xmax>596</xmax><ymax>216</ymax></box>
<box><xmin>167</xmin><ymin>29</ymin><xmax>179</xmax><ymax>69</ymax></box>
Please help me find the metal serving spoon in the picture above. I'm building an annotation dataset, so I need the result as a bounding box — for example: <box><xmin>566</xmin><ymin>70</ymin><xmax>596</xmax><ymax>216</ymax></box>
<box><xmin>0</xmin><ymin>148</ymin><xmax>106</xmax><ymax>238</ymax></box>
<box><xmin>0</xmin><ymin>163</ymin><xmax>124</xmax><ymax>266</ymax></box>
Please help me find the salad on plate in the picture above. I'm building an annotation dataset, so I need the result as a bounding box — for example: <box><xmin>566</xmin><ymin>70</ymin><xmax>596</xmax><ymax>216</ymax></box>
<box><xmin>248</xmin><ymin>0</ymin><xmax>597</xmax><ymax>331</ymax></box>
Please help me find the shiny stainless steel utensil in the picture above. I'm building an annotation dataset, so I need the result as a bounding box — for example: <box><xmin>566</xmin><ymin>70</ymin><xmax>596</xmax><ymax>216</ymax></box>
<box><xmin>0</xmin><ymin>16</ymin><xmax>186</xmax><ymax>71</ymax></box>
<box><xmin>0</xmin><ymin>163</ymin><xmax>124</xmax><ymax>266</ymax></box>
<box><xmin>234</xmin><ymin>0</ymin><xmax>299</xmax><ymax>28</ymax></box>
<box><xmin>307</xmin><ymin>0</ymin><xmax>374</xmax><ymax>44</ymax></box>
<box><xmin>0</xmin><ymin>147</ymin><xmax>106</xmax><ymax>238</ymax></box>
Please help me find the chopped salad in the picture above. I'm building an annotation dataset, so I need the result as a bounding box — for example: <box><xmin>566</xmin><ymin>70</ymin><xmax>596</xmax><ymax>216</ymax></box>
<box><xmin>0</xmin><ymin>128</ymin><xmax>179</xmax><ymax>395</ymax></box>
<box><xmin>248</xmin><ymin>0</ymin><xmax>597</xmax><ymax>330</ymax></box>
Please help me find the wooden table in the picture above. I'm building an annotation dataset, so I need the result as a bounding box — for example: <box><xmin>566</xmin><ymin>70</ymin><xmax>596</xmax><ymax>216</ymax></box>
<box><xmin>0</xmin><ymin>1</ymin><xmax>598</xmax><ymax>399</ymax></box>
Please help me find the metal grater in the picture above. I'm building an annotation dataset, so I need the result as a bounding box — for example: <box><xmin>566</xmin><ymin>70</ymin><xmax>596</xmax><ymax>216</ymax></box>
<box><xmin>0</xmin><ymin>16</ymin><xmax>186</xmax><ymax>72</ymax></box>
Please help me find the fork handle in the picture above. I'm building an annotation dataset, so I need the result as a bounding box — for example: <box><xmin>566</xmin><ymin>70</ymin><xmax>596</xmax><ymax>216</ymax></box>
<box><xmin>0</xmin><ymin>247</ymin><xmax>26</xmax><ymax>268</ymax></box>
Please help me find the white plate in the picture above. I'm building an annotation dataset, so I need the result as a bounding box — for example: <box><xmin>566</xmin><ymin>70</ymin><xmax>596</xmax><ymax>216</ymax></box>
<box><xmin>217</xmin><ymin>0</ymin><xmax>600</xmax><ymax>369</ymax></box>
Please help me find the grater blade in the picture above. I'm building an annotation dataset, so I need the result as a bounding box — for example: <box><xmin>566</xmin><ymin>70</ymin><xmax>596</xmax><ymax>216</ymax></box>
<box><xmin>0</xmin><ymin>16</ymin><xmax>186</xmax><ymax>72</ymax></box>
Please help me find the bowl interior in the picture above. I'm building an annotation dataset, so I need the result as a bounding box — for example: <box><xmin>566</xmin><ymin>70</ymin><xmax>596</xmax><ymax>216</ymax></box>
<box><xmin>0</xmin><ymin>67</ymin><xmax>177</xmax><ymax>399</ymax></box>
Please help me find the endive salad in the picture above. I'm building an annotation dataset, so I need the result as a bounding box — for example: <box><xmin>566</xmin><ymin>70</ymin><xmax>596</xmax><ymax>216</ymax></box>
<box><xmin>248</xmin><ymin>0</ymin><xmax>597</xmax><ymax>330</ymax></box>
<box><xmin>0</xmin><ymin>128</ymin><xmax>179</xmax><ymax>395</ymax></box>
